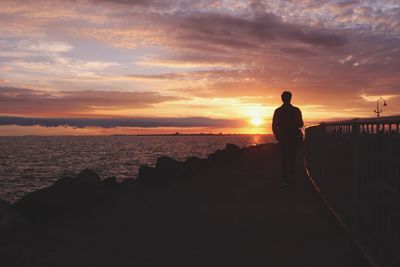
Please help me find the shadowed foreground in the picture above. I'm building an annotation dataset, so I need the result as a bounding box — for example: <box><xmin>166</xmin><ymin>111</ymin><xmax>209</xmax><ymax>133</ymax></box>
<box><xmin>0</xmin><ymin>144</ymin><xmax>368</xmax><ymax>267</ymax></box>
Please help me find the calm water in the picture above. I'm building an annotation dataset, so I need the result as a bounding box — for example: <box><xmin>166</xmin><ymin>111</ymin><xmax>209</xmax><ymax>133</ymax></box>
<box><xmin>0</xmin><ymin>135</ymin><xmax>274</xmax><ymax>202</ymax></box>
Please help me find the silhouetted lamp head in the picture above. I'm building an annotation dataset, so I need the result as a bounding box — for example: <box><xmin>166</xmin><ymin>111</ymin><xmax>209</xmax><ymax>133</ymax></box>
<box><xmin>281</xmin><ymin>91</ymin><xmax>292</xmax><ymax>104</ymax></box>
<box><xmin>383</xmin><ymin>100</ymin><xmax>388</xmax><ymax>106</ymax></box>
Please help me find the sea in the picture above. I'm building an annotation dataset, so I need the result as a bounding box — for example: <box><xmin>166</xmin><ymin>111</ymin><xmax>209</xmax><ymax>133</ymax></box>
<box><xmin>0</xmin><ymin>134</ymin><xmax>275</xmax><ymax>202</ymax></box>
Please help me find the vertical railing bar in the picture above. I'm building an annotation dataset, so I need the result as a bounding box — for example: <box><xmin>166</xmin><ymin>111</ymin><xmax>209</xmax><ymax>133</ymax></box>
<box><xmin>352</xmin><ymin>120</ymin><xmax>360</xmax><ymax>235</ymax></box>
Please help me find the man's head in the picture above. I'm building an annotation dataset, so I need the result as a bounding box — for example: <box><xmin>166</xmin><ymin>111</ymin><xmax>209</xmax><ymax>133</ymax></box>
<box><xmin>281</xmin><ymin>91</ymin><xmax>292</xmax><ymax>104</ymax></box>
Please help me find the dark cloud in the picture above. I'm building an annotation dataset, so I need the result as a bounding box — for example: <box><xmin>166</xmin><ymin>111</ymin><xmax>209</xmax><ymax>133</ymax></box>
<box><xmin>334</xmin><ymin>0</ymin><xmax>360</xmax><ymax>8</ymax></box>
<box><xmin>279</xmin><ymin>47</ymin><xmax>319</xmax><ymax>57</ymax></box>
<box><xmin>92</xmin><ymin>0</ymin><xmax>157</xmax><ymax>5</ymax></box>
<box><xmin>126</xmin><ymin>11</ymin><xmax>350</xmax><ymax>78</ymax></box>
<box><xmin>172</xmin><ymin>12</ymin><xmax>347</xmax><ymax>51</ymax></box>
<box><xmin>0</xmin><ymin>116</ymin><xmax>244</xmax><ymax>128</ymax></box>
<box><xmin>91</xmin><ymin>0</ymin><xmax>171</xmax><ymax>8</ymax></box>
<box><xmin>0</xmin><ymin>87</ymin><xmax>182</xmax><ymax>115</ymax></box>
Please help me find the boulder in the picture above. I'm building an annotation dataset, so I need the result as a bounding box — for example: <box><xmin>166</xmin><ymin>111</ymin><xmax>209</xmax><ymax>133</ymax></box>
<box><xmin>240</xmin><ymin>143</ymin><xmax>279</xmax><ymax>168</ymax></box>
<box><xmin>76</xmin><ymin>169</ymin><xmax>101</xmax><ymax>184</ymax></box>
<box><xmin>0</xmin><ymin>199</ymin><xmax>27</xmax><ymax>231</ymax></box>
<box><xmin>102</xmin><ymin>176</ymin><xmax>117</xmax><ymax>189</ymax></box>
<box><xmin>207</xmin><ymin>143</ymin><xmax>242</xmax><ymax>165</ymax></box>
<box><xmin>14</xmin><ymin>169</ymin><xmax>107</xmax><ymax>223</ymax></box>
<box><xmin>225</xmin><ymin>143</ymin><xmax>241</xmax><ymax>154</ymax></box>
<box><xmin>242</xmin><ymin>143</ymin><xmax>277</xmax><ymax>160</ymax></box>
<box><xmin>121</xmin><ymin>178</ymin><xmax>135</xmax><ymax>186</ymax></box>
<box><xmin>137</xmin><ymin>165</ymin><xmax>156</xmax><ymax>181</ymax></box>
<box><xmin>184</xmin><ymin>156</ymin><xmax>205</xmax><ymax>173</ymax></box>
<box><xmin>206</xmin><ymin>149</ymin><xmax>222</xmax><ymax>164</ymax></box>
<box><xmin>155</xmin><ymin>156</ymin><xmax>185</xmax><ymax>177</ymax></box>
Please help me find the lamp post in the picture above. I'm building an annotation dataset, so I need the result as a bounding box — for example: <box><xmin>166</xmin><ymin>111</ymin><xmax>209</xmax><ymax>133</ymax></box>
<box><xmin>374</xmin><ymin>97</ymin><xmax>387</xmax><ymax>118</ymax></box>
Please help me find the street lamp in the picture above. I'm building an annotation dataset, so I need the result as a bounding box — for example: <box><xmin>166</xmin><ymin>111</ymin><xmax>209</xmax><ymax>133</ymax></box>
<box><xmin>374</xmin><ymin>97</ymin><xmax>387</xmax><ymax>117</ymax></box>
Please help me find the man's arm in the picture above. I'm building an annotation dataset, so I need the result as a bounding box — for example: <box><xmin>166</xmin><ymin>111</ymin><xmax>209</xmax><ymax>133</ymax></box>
<box><xmin>272</xmin><ymin>109</ymin><xmax>279</xmax><ymax>140</ymax></box>
<box><xmin>296</xmin><ymin>108</ymin><xmax>304</xmax><ymax>128</ymax></box>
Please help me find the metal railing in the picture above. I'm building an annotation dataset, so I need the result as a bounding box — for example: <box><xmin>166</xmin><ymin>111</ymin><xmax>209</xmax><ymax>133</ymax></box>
<box><xmin>304</xmin><ymin>116</ymin><xmax>400</xmax><ymax>267</ymax></box>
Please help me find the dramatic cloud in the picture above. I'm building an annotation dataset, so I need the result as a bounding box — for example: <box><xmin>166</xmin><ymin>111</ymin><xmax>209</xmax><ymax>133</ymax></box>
<box><xmin>0</xmin><ymin>87</ymin><xmax>182</xmax><ymax>115</ymax></box>
<box><xmin>175</xmin><ymin>12</ymin><xmax>347</xmax><ymax>48</ymax></box>
<box><xmin>91</xmin><ymin>0</ymin><xmax>171</xmax><ymax>8</ymax></box>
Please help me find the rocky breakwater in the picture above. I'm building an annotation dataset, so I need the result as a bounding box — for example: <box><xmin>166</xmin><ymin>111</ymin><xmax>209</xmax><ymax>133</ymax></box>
<box><xmin>0</xmin><ymin>143</ymin><xmax>277</xmax><ymax>234</ymax></box>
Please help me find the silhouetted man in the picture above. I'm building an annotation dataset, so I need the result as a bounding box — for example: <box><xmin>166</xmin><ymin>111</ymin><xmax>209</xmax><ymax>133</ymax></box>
<box><xmin>272</xmin><ymin>91</ymin><xmax>303</xmax><ymax>187</ymax></box>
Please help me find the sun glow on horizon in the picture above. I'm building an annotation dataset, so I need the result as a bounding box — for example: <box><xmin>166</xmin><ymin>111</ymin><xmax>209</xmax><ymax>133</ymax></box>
<box><xmin>242</xmin><ymin>105</ymin><xmax>270</xmax><ymax>130</ymax></box>
<box><xmin>250</xmin><ymin>117</ymin><xmax>263</xmax><ymax>126</ymax></box>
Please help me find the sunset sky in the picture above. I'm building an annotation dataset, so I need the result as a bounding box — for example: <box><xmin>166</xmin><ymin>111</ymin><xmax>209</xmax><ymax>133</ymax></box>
<box><xmin>1</xmin><ymin>0</ymin><xmax>399</xmax><ymax>135</ymax></box>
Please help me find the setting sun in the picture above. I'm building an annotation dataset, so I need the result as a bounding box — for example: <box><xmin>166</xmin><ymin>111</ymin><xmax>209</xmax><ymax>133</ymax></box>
<box><xmin>250</xmin><ymin>117</ymin><xmax>263</xmax><ymax>126</ymax></box>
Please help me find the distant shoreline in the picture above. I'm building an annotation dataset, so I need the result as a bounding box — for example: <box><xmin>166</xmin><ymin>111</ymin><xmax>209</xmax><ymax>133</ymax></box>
<box><xmin>0</xmin><ymin>133</ymin><xmax>273</xmax><ymax>137</ymax></box>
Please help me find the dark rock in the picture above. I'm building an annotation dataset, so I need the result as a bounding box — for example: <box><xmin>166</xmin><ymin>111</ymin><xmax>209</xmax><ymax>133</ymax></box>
<box><xmin>207</xmin><ymin>149</ymin><xmax>222</xmax><ymax>163</ymax></box>
<box><xmin>76</xmin><ymin>169</ymin><xmax>101</xmax><ymax>184</ymax></box>
<box><xmin>121</xmin><ymin>178</ymin><xmax>135</xmax><ymax>186</ymax></box>
<box><xmin>102</xmin><ymin>176</ymin><xmax>117</xmax><ymax>189</ymax></box>
<box><xmin>207</xmin><ymin>143</ymin><xmax>242</xmax><ymax>165</ymax></box>
<box><xmin>137</xmin><ymin>165</ymin><xmax>156</xmax><ymax>181</ymax></box>
<box><xmin>225</xmin><ymin>143</ymin><xmax>241</xmax><ymax>153</ymax></box>
<box><xmin>242</xmin><ymin>143</ymin><xmax>276</xmax><ymax>158</ymax></box>
<box><xmin>14</xmin><ymin>170</ymin><xmax>107</xmax><ymax>223</ymax></box>
<box><xmin>184</xmin><ymin>156</ymin><xmax>205</xmax><ymax>172</ymax></box>
<box><xmin>0</xmin><ymin>199</ymin><xmax>27</xmax><ymax>231</ymax></box>
<box><xmin>241</xmin><ymin>143</ymin><xmax>278</xmax><ymax>167</ymax></box>
<box><xmin>155</xmin><ymin>156</ymin><xmax>185</xmax><ymax>177</ymax></box>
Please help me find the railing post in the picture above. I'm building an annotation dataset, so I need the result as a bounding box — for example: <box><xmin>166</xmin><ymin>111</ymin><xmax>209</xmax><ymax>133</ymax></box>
<box><xmin>352</xmin><ymin>120</ymin><xmax>360</xmax><ymax>235</ymax></box>
<box><xmin>320</xmin><ymin>124</ymin><xmax>326</xmax><ymax>192</ymax></box>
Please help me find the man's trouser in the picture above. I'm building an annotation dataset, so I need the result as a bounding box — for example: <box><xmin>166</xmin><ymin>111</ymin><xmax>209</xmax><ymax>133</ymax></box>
<box><xmin>280</xmin><ymin>141</ymin><xmax>297</xmax><ymax>184</ymax></box>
